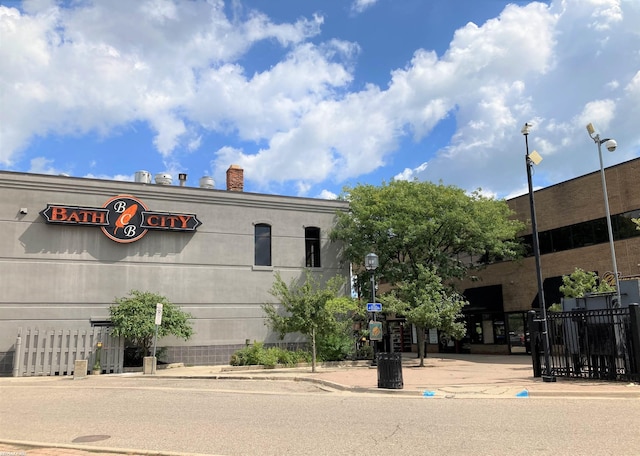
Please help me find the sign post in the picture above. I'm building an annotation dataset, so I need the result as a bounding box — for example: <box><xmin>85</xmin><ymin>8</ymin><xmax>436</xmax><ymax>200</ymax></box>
<box><xmin>152</xmin><ymin>303</ymin><xmax>163</xmax><ymax>359</ymax></box>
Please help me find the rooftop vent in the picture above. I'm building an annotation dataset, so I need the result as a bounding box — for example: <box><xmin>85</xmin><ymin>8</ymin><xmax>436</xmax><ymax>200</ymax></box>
<box><xmin>154</xmin><ymin>173</ymin><xmax>172</xmax><ymax>185</ymax></box>
<box><xmin>199</xmin><ymin>176</ymin><xmax>215</xmax><ymax>189</ymax></box>
<box><xmin>178</xmin><ymin>173</ymin><xmax>187</xmax><ymax>187</ymax></box>
<box><xmin>134</xmin><ymin>170</ymin><xmax>152</xmax><ymax>184</ymax></box>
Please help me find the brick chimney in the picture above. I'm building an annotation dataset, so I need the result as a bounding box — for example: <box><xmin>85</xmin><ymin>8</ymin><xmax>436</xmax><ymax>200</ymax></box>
<box><xmin>226</xmin><ymin>165</ymin><xmax>244</xmax><ymax>192</ymax></box>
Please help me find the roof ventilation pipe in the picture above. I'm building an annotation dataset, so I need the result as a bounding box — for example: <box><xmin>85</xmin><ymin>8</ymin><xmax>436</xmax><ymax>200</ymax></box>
<box><xmin>154</xmin><ymin>173</ymin><xmax>172</xmax><ymax>185</ymax></box>
<box><xmin>199</xmin><ymin>176</ymin><xmax>215</xmax><ymax>189</ymax></box>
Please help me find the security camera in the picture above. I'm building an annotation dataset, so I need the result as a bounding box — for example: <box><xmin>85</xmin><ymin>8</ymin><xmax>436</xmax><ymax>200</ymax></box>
<box><xmin>604</xmin><ymin>139</ymin><xmax>617</xmax><ymax>152</ymax></box>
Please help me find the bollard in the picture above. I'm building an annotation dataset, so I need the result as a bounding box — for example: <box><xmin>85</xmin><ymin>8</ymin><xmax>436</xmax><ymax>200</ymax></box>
<box><xmin>143</xmin><ymin>356</ymin><xmax>157</xmax><ymax>375</ymax></box>
<box><xmin>74</xmin><ymin>359</ymin><xmax>88</xmax><ymax>379</ymax></box>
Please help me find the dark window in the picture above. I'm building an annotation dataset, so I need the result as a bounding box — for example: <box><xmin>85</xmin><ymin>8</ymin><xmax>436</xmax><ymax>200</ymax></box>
<box><xmin>571</xmin><ymin>222</ymin><xmax>595</xmax><ymax>248</ymax></box>
<box><xmin>305</xmin><ymin>227</ymin><xmax>321</xmax><ymax>268</ymax></box>
<box><xmin>592</xmin><ymin>218</ymin><xmax>609</xmax><ymax>244</ymax></box>
<box><xmin>551</xmin><ymin>226</ymin><xmax>572</xmax><ymax>252</ymax></box>
<box><xmin>615</xmin><ymin>209</ymin><xmax>640</xmax><ymax>240</ymax></box>
<box><xmin>518</xmin><ymin>208</ymin><xmax>640</xmax><ymax>258</ymax></box>
<box><xmin>538</xmin><ymin>230</ymin><xmax>553</xmax><ymax>255</ymax></box>
<box><xmin>255</xmin><ymin>223</ymin><xmax>271</xmax><ymax>266</ymax></box>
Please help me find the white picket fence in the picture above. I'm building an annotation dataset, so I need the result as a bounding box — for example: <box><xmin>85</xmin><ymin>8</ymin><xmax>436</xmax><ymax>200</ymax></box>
<box><xmin>13</xmin><ymin>327</ymin><xmax>124</xmax><ymax>377</ymax></box>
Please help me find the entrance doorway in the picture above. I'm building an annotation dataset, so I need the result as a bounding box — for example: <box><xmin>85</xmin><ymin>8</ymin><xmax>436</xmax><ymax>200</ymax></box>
<box><xmin>507</xmin><ymin>313</ymin><xmax>527</xmax><ymax>354</ymax></box>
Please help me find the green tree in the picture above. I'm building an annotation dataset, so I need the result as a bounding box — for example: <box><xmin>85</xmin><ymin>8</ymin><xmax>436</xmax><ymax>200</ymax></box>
<box><xmin>330</xmin><ymin>180</ymin><xmax>522</xmax><ymax>362</ymax></box>
<box><xmin>559</xmin><ymin>268</ymin><xmax>615</xmax><ymax>298</ymax></box>
<box><xmin>330</xmin><ymin>180</ymin><xmax>524</xmax><ymax>287</ymax></box>
<box><xmin>380</xmin><ymin>266</ymin><xmax>466</xmax><ymax>366</ymax></box>
<box><xmin>262</xmin><ymin>271</ymin><xmax>360</xmax><ymax>372</ymax></box>
<box><xmin>109</xmin><ymin>290</ymin><xmax>194</xmax><ymax>359</ymax></box>
<box><xmin>632</xmin><ymin>218</ymin><xmax>640</xmax><ymax>231</ymax></box>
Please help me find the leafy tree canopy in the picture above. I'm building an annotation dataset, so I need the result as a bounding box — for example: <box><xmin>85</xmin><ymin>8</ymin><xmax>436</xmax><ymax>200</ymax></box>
<box><xmin>559</xmin><ymin>268</ymin><xmax>615</xmax><ymax>298</ymax></box>
<box><xmin>262</xmin><ymin>271</ymin><xmax>360</xmax><ymax>372</ymax></box>
<box><xmin>109</xmin><ymin>290</ymin><xmax>194</xmax><ymax>358</ymax></box>
<box><xmin>330</xmin><ymin>180</ymin><xmax>524</xmax><ymax>286</ymax></box>
<box><xmin>380</xmin><ymin>265</ymin><xmax>467</xmax><ymax>366</ymax></box>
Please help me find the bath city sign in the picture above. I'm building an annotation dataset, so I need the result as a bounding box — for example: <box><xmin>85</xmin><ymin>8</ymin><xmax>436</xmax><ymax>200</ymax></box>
<box><xmin>40</xmin><ymin>195</ymin><xmax>202</xmax><ymax>243</ymax></box>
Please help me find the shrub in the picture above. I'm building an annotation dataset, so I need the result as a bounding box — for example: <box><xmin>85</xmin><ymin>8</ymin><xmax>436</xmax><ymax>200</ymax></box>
<box><xmin>230</xmin><ymin>342</ymin><xmax>312</xmax><ymax>367</ymax></box>
<box><xmin>229</xmin><ymin>341</ymin><xmax>265</xmax><ymax>366</ymax></box>
<box><xmin>355</xmin><ymin>344</ymin><xmax>373</xmax><ymax>360</ymax></box>
<box><xmin>316</xmin><ymin>331</ymin><xmax>353</xmax><ymax>361</ymax></box>
<box><xmin>110</xmin><ymin>290</ymin><xmax>193</xmax><ymax>359</ymax></box>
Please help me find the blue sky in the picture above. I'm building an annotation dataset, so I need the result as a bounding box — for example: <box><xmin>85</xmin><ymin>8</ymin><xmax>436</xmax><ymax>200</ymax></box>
<box><xmin>1</xmin><ymin>0</ymin><xmax>639</xmax><ymax>199</ymax></box>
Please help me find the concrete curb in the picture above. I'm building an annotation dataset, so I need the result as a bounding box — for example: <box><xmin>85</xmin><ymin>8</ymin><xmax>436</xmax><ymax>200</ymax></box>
<box><xmin>0</xmin><ymin>438</ymin><xmax>217</xmax><ymax>456</ymax></box>
<box><xmin>145</xmin><ymin>372</ymin><xmax>640</xmax><ymax>399</ymax></box>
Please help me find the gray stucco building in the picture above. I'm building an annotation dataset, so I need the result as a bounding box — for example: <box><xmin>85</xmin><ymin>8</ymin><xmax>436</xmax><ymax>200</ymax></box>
<box><xmin>0</xmin><ymin>166</ymin><xmax>349</xmax><ymax>374</ymax></box>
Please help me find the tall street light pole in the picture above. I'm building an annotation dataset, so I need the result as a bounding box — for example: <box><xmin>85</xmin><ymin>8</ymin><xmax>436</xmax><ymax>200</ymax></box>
<box><xmin>587</xmin><ymin>123</ymin><xmax>622</xmax><ymax>308</ymax></box>
<box><xmin>521</xmin><ymin>123</ymin><xmax>555</xmax><ymax>382</ymax></box>
<box><xmin>365</xmin><ymin>252</ymin><xmax>379</xmax><ymax>366</ymax></box>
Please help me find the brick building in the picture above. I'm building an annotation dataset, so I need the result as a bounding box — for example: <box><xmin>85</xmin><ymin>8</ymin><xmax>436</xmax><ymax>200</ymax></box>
<box><xmin>454</xmin><ymin>157</ymin><xmax>640</xmax><ymax>355</ymax></box>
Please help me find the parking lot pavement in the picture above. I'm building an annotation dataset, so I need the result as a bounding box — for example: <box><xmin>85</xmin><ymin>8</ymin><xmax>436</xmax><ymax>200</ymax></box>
<box><xmin>2</xmin><ymin>353</ymin><xmax>639</xmax><ymax>455</ymax></box>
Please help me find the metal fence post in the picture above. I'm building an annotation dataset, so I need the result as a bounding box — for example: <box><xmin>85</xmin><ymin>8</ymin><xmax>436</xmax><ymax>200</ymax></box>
<box><xmin>528</xmin><ymin>310</ymin><xmax>541</xmax><ymax>377</ymax></box>
<box><xmin>628</xmin><ymin>304</ymin><xmax>640</xmax><ymax>377</ymax></box>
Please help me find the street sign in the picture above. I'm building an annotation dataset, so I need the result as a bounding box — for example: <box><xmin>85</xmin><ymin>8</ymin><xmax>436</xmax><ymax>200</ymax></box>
<box><xmin>369</xmin><ymin>321</ymin><xmax>383</xmax><ymax>341</ymax></box>
<box><xmin>367</xmin><ymin>302</ymin><xmax>382</xmax><ymax>312</ymax></box>
<box><xmin>155</xmin><ymin>303</ymin><xmax>163</xmax><ymax>325</ymax></box>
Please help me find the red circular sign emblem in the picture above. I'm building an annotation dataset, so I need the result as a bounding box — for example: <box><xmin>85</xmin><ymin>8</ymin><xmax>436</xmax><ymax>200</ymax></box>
<box><xmin>100</xmin><ymin>195</ymin><xmax>149</xmax><ymax>243</ymax></box>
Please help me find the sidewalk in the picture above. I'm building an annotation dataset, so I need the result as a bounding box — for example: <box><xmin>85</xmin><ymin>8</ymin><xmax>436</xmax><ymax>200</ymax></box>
<box><xmin>153</xmin><ymin>352</ymin><xmax>640</xmax><ymax>399</ymax></box>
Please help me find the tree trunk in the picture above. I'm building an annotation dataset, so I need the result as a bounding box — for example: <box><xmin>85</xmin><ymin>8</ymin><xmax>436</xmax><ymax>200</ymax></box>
<box><xmin>417</xmin><ymin>326</ymin><xmax>426</xmax><ymax>367</ymax></box>
<box><xmin>311</xmin><ymin>328</ymin><xmax>317</xmax><ymax>373</ymax></box>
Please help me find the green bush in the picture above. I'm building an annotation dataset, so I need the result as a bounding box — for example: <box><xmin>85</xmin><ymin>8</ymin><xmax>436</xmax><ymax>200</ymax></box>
<box><xmin>316</xmin><ymin>331</ymin><xmax>354</xmax><ymax>362</ymax></box>
<box><xmin>355</xmin><ymin>344</ymin><xmax>373</xmax><ymax>360</ymax></box>
<box><xmin>229</xmin><ymin>342</ymin><xmax>312</xmax><ymax>367</ymax></box>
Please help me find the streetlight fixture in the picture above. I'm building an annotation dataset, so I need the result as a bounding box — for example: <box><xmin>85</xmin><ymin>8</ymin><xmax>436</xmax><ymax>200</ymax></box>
<box><xmin>365</xmin><ymin>252</ymin><xmax>379</xmax><ymax>365</ymax></box>
<box><xmin>521</xmin><ymin>123</ymin><xmax>555</xmax><ymax>382</ymax></box>
<box><xmin>586</xmin><ymin>123</ymin><xmax>622</xmax><ymax>308</ymax></box>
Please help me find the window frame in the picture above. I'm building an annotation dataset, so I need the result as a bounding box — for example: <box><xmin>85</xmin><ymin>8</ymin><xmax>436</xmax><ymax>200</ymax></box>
<box><xmin>305</xmin><ymin>226</ymin><xmax>321</xmax><ymax>268</ymax></box>
<box><xmin>254</xmin><ymin>223</ymin><xmax>272</xmax><ymax>267</ymax></box>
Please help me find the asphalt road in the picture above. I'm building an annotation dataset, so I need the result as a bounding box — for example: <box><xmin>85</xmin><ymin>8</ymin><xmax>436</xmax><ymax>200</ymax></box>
<box><xmin>1</xmin><ymin>377</ymin><xmax>639</xmax><ymax>456</ymax></box>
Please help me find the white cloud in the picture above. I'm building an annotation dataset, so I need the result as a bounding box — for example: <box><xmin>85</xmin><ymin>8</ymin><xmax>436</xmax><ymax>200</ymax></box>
<box><xmin>28</xmin><ymin>157</ymin><xmax>64</xmax><ymax>175</ymax></box>
<box><xmin>0</xmin><ymin>0</ymin><xmax>324</xmax><ymax>165</ymax></box>
<box><xmin>351</xmin><ymin>0</ymin><xmax>378</xmax><ymax>14</ymax></box>
<box><xmin>394</xmin><ymin>162</ymin><xmax>428</xmax><ymax>181</ymax></box>
<box><xmin>1</xmin><ymin>0</ymin><xmax>639</xmax><ymax>199</ymax></box>
<box><xmin>84</xmin><ymin>172</ymin><xmax>134</xmax><ymax>182</ymax></box>
<box><xmin>317</xmin><ymin>189</ymin><xmax>338</xmax><ymax>200</ymax></box>
<box><xmin>412</xmin><ymin>0</ymin><xmax>640</xmax><ymax>196</ymax></box>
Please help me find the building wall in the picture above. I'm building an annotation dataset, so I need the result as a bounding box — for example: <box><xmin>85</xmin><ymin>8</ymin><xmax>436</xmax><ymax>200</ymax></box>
<box><xmin>0</xmin><ymin>171</ymin><xmax>350</xmax><ymax>372</ymax></box>
<box><xmin>459</xmin><ymin>157</ymin><xmax>640</xmax><ymax>313</ymax></box>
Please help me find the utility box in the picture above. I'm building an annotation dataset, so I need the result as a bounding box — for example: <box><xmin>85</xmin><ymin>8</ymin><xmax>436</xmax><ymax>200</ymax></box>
<box><xmin>563</xmin><ymin>279</ymin><xmax>640</xmax><ymax>310</ymax></box>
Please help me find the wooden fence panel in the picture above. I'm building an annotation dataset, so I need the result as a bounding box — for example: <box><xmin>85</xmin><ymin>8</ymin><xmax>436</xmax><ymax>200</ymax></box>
<box><xmin>13</xmin><ymin>327</ymin><xmax>124</xmax><ymax>377</ymax></box>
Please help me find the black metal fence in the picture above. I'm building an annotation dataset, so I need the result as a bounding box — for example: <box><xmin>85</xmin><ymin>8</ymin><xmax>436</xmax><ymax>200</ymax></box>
<box><xmin>529</xmin><ymin>304</ymin><xmax>640</xmax><ymax>382</ymax></box>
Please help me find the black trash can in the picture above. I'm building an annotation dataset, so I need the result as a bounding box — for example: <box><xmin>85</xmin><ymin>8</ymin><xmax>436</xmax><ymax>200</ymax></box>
<box><xmin>377</xmin><ymin>352</ymin><xmax>403</xmax><ymax>389</ymax></box>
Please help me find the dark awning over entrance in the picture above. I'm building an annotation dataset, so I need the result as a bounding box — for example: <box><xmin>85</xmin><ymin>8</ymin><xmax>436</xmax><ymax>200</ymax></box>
<box><xmin>462</xmin><ymin>285</ymin><xmax>504</xmax><ymax>313</ymax></box>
